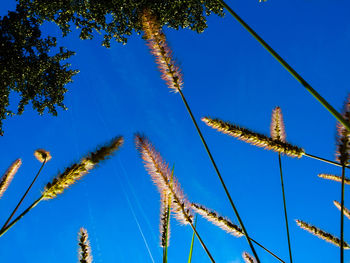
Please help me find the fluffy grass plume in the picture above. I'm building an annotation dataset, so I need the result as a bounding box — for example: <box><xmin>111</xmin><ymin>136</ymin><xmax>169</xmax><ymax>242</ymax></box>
<box><xmin>202</xmin><ymin>117</ymin><xmax>305</xmax><ymax>158</ymax></box>
<box><xmin>0</xmin><ymin>159</ymin><xmax>22</xmax><ymax>198</ymax></box>
<box><xmin>42</xmin><ymin>136</ymin><xmax>123</xmax><ymax>200</ymax></box>
<box><xmin>34</xmin><ymin>149</ymin><xmax>52</xmax><ymax>163</ymax></box>
<box><xmin>334</xmin><ymin>201</ymin><xmax>350</xmax><ymax>220</ymax></box>
<box><xmin>78</xmin><ymin>228</ymin><xmax>93</xmax><ymax>263</ymax></box>
<box><xmin>270</xmin><ymin>107</ymin><xmax>286</xmax><ymax>142</ymax></box>
<box><xmin>141</xmin><ymin>9</ymin><xmax>183</xmax><ymax>93</ymax></box>
<box><xmin>160</xmin><ymin>190</ymin><xmax>171</xmax><ymax>247</ymax></box>
<box><xmin>135</xmin><ymin>134</ymin><xmax>192</xmax><ymax>225</ymax></box>
<box><xmin>296</xmin><ymin>219</ymin><xmax>350</xmax><ymax>249</ymax></box>
<box><xmin>243</xmin><ymin>252</ymin><xmax>257</xmax><ymax>263</ymax></box>
<box><xmin>191</xmin><ymin>203</ymin><xmax>243</xmax><ymax>237</ymax></box>
<box><xmin>318</xmin><ymin>173</ymin><xmax>350</xmax><ymax>185</ymax></box>
<box><xmin>336</xmin><ymin>95</ymin><xmax>350</xmax><ymax>165</ymax></box>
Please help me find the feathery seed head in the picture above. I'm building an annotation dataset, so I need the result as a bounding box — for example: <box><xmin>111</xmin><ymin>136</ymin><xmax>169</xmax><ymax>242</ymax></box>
<box><xmin>191</xmin><ymin>203</ymin><xmax>243</xmax><ymax>237</ymax></box>
<box><xmin>160</xmin><ymin>191</ymin><xmax>171</xmax><ymax>247</ymax></box>
<box><xmin>135</xmin><ymin>134</ymin><xmax>193</xmax><ymax>225</ymax></box>
<box><xmin>333</xmin><ymin>200</ymin><xmax>350</xmax><ymax>220</ymax></box>
<box><xmin>318</xmin><ymin>173</ymin><xmax>350</xmax><ymax>185</ymax></box>
<box><xmin>336</xmin><ymin>95</ymin><xmax>350</xmax><ymax>165</ymax></box>
<box><xmin>78</xmin><ymin>228</ymin><xmax>93</xmax><ymax>263</ymax></box>
<box><xmin>34</xmin><ymin>149</ymin><xmax>52</xmax><ymax>163</ymax></box>
<box><xmin>141</xmin><ymin>9</ymin><xmax>183</xmax><ymax>93</ymax></box>
<box><xmin>243</xmin><ymin>252</ymin><xmax>257</xmax><ymax>263</ymax></box>
<box><xmin>270</xmin><ymin>106</ymin><xmax>286</xmax><ymax>142</ymax></box>
<box><xmin>202</xmin><ymin>117</ymin><xmax>305</xmax><ymax>158</ymax></box>
<box><xmin>296</xmin><ymin>219</ymin><xmax>350</xmax><ymax>249</ymax></box>
<box><xmin>0</xmin><ymin>159</ymin><xmax>22</xmax><ymax>198</ymax></box>
<box><xmin>42</xmin><ymin>136</ymin><xmax>123</xmax><ymax>200</ymax></box>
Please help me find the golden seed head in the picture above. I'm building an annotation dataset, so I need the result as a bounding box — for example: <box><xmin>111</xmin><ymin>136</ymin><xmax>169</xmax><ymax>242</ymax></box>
<box><xmin>0</xmin><ymin>159</ymin><xmax>22</xmax><ymax>198</ymax></box>
<box><xmin>296</xmin><ymin>219</ymin><xmax>350</xmax><ymax>249</ymax></box>
<box><xmin>135</xmin><ymin>134</ymin><xmax>193</xmax><ymax>225</ymax></box>
<box><xmin>191</xmin><ymin>203</ymin><xmax>243</xmax><ymax>237</ymax></box>
<box><xmin>141</xmin><ymin>9</ymin><xmax>183</xmax><ymax>93</ymax></box>
<box><xmin>160</xmin><ymin>191</ymin><xmax>171</xmax><ymax>248</ymax></box>
<box><xmin>202</xmin><ymin>117</ymin><xmax>305</xmax><ymax>158</ymax></box>
<box><xmin>34</xmin><ymin>149</ymin><xmax>52</xmax><ymax>163</ymax></box>
<box><xmin>78</xmin><ymin>228</ymin><xmax>93</xmax><ymax>263</ymax></box>
<box><xmin>242</xmin><ymin>252</ymin><xmax>257</xmax><ymax>263</ymax></box>
<box><xmin>42</xmin><ymin>137</ymin><xmax>123</xmax><ymax>200</ymax></box>
<box><xmin>270</xmin><ymin>106</ymin><xmax>286</xmax><ymax>142</ymax></box>
<box><xmin>333</xmin><ymin>200</ymin><xmax>350</xmax><ymax>220</ymax></box>
<box><xmin>318</xmin><ymin>173</ymin><xmax>350</xmax><ymax>185</ymax></box>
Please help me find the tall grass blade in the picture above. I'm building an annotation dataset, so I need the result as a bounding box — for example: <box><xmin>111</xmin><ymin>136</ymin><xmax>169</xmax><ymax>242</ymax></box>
<box><xmin>187</xmin><ymin>216</ymin><xmax>197</xmax><ymax>263</ymax></box>
<box><xmin>217</xmin><ymin>0</ymin><xmax>350</xmax><ymax>132</ymax></box>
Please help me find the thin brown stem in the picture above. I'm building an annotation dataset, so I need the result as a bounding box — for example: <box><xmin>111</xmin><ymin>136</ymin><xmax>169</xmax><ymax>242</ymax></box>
<box><xmin>177</xmin><ymin>89</ymin><xmax>260</xmax><ymax>263</ymax></box>
<box><xmin>1</xmin><ymin>159</ymin><xmax>46</xmax><ymax>230</ymax></box>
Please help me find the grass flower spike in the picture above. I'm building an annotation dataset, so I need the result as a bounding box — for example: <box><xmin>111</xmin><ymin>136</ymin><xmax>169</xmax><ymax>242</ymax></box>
<box><xmin>42</xmin><ymin>136</ymin><xmax>123</xmax><ymax>200</ymax></box>
<box><xmin>318</xmin><ymin>173</ymin><xmax>350</xmax><ymax>185</ymax></box>
<box><xmin>336</xmin><ymin>95</ymin><xmax>350</xmax><ymax>165</ymax></box>
<box><xmin>202</xmin><ymin>117</ymin><xmax>304</xmax><ymax>158</ymax></box>
<box><xmin>34</xmin><ymin>149</ymin><xmax>52</xmax><ymax>163</ymax></box>
<box><xmin>191</xmin><ymin>203</ymin><xmax>243</xmax><ymax>237</ymax></box>
<box><xmin>334</xmin><ymin>201</ymin><xmax>350</xmax><ymax>220</ymax></box>
<box><xmin>141</xmin><ymin>9</ymin><xmax>183</xmax><ymax>93</ymax></box>
<box><xmin>160</xmin><ymin>190</ymin><xmax>171</xmax><ymax>248</ymax></box>
<box><xmin>78</xmin><ymin>228</ymin><xmax>93</xmax><ymax>263</ymax></box>
<box><xmin>296</xmin><ymin>219</ymin><xmax>350</xmax><ymax>249</ymax></box>
<box><xmin>270</xmin><ymin>106</ymin><xmax>286</xmax><ymax>142</ymax></box>
<box><xmin>135</xmin><ymin>134</ymin><xmax>192</xmax><ymax>225</ymax></box>
<box><xmin>243</xmin><ymin>252</ymin><xmax>257</xmax><ymax>263</ymax></box>
<box><xmin>0</xmin><ymin>159</ymin><xmax>22</xmax><ymax>198</ymax></box>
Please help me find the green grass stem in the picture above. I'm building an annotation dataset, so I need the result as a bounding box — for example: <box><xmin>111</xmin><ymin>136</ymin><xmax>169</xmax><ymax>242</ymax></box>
<box><xmin>278</xmin><ymin>153</ymin><xmax>293</xmax><ymax>263</ymax></box>
<box><xmin>341</xmin><ymin>165</ymin><xmax>345</xmax><ymax>263</ymax></box>
<box><xmin>187</xmin><ymin>216</ymin><xmax>197</xmax><ymax>263</ymax></box>
<box><xmin>217</xmin><ymin>0</ymin><xmax>350</xmax><ymax>132</ymax></box>
<box><xmin>177</xmin><ymin>89</ymin><xmax>260</xmax><ymax>262</ymax></box>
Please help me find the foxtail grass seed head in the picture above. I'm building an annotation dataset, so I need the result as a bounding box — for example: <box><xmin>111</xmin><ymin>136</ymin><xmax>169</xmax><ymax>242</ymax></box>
<box><xmin>135</xmin><ymin>134</ymin><xmax>193</xmax><ymax>225</ymax></box>
<box><xmin>202</xmin><ymin>117</ymin><xmax>305</xmax><ymax>158</ymax></box>
<box><xmin>296</xmin><ymin>219</ymin><xmax>350</xmax><ymax>249</ymax></box>
<box><xmin>0</xmin><ymin>159</ymin><xmax>22</xmax><ymax>198</ymax></box>
<box><xmin>243</xmin><ymin>252</ymin><xmax>257</xmax><ymax>263</ymax></box>
<box><xmin>336</xmin><ymin>95</ymin><xmax>350</xmax><ymax>165</ymax></box>
<box><xmin>191</xmin><ymin>203</ymin><xmax>243</xmax><ymax>237</ymax></box>
<box><xmin>334</xmin><ymin>200</ymin><xmax>350</xmax><ymax>220</ymax></box>
<box><xmin>141</xmin><ymin>9</ymin><xmax>183</xmax><ymax>93</ymax></box>
<box><xmin>78</xmin><ymin>228</ymin><xmax>93</xmax><ymax>263</ymax></box>
<box><xmin>270</xmin><ymin>106</ymin><xmax>286</xmax><ymax>142</ymax></box>
<box><xmin>42</xmin><ymin>137</ymin><xmax>123</xmax><ymax>200</ymax></box>
<box><xmin>318</xmin><ymin>173</ymin><xmax>350</xmax><ymax>185</ymax></box>
<box><xmin>160</xmin><ymin>191</ymin><xmax>171</xmax><ymax>247</ymax></box>
<box><xmin>34</xmin><ymin>149</ymin><xmax>52</xmax><ymax>163</ymax></box>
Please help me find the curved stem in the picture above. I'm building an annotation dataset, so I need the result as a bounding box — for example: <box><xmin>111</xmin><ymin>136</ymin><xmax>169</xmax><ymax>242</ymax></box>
<box><xmin>278</xmin><ymin>154</ymin><xmax>293</xmax><ymax>263</ymax></box>
<box><xmin>0</xmin><ymin>196</ymin><xmax>43</xmax><ymax>238</ymax></box>
<box><xmin>340</xmin><ymin>165</ymin><xmax>345</xmax><ymax>263</ymax></box>
<box><xmin>177</xmin><ymin>89</ymin><xmax>260</xmax><ymax>263</ymax></box>
<box><xmin>1</xmin><ymin>159</ymin><xmax>46</xmax><ymax>230</ymax></box>
<box><xmin>217</xmin><ymin>0</ymin><xmax>350</xmax><ymax>132</ymax></box>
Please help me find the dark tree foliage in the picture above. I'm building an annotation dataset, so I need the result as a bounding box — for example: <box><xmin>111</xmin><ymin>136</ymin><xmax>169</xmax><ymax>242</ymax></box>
<box><xmin>19</xmin><ymin>0</ymin><xmax>224</xmax><ymax>47</ymax></box>
<box><xmin>0</xmin><ymin>6</ymin><xmax>78</xmax><ymax>135</ymax></box>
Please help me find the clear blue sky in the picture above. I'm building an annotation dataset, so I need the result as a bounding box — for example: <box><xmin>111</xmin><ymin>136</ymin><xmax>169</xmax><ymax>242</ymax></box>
<box><xmin>1</xmin><ymin>0</ymin><xmax>350</xmax><ymax>262</ymax></box>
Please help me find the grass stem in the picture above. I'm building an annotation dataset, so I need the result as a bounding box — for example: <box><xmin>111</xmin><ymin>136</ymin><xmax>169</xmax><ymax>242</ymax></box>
<box><xmin>0</xmin><ymin>196</ymin><xmax>43</xmax><ymax>238</ymax></box>
<box><xmin>304</xmin><ymin>153</ymin><xmax>350</xmax><ymax>169</ymax></box>
<box><xmin>177</xmin><ymin>89</ymin><xmax>260</xmax><ymax>262</ymax></box>
<box><xmin>1</xmin><ymin>159</ymin><xmax>46</xmax><ymax>230</ymax></box>
<box><xmin>187</xmin><ymin>216</ymin><xmax>197</xmax><ymax>263</ymax></box>
<box><xmin>341</xmin><ymin>165</ymin><xmax>345</xmax><ymax>263</ymax></box>
<box><xmin>217</xmin><ymin>0</ymin><xmax>350</xmax><ymax>132</ymax></box>
<box><xmin>278</xmin><ymin>153</ymin><xmax>293</xmax><ymax>263</ymax></box>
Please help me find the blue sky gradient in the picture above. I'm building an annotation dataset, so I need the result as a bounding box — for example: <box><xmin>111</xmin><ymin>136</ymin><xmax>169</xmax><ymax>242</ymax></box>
<box><xmin>1</xmin><ymin>0</ymin><xmax>350</xmax><ymax>262</ymax></box>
